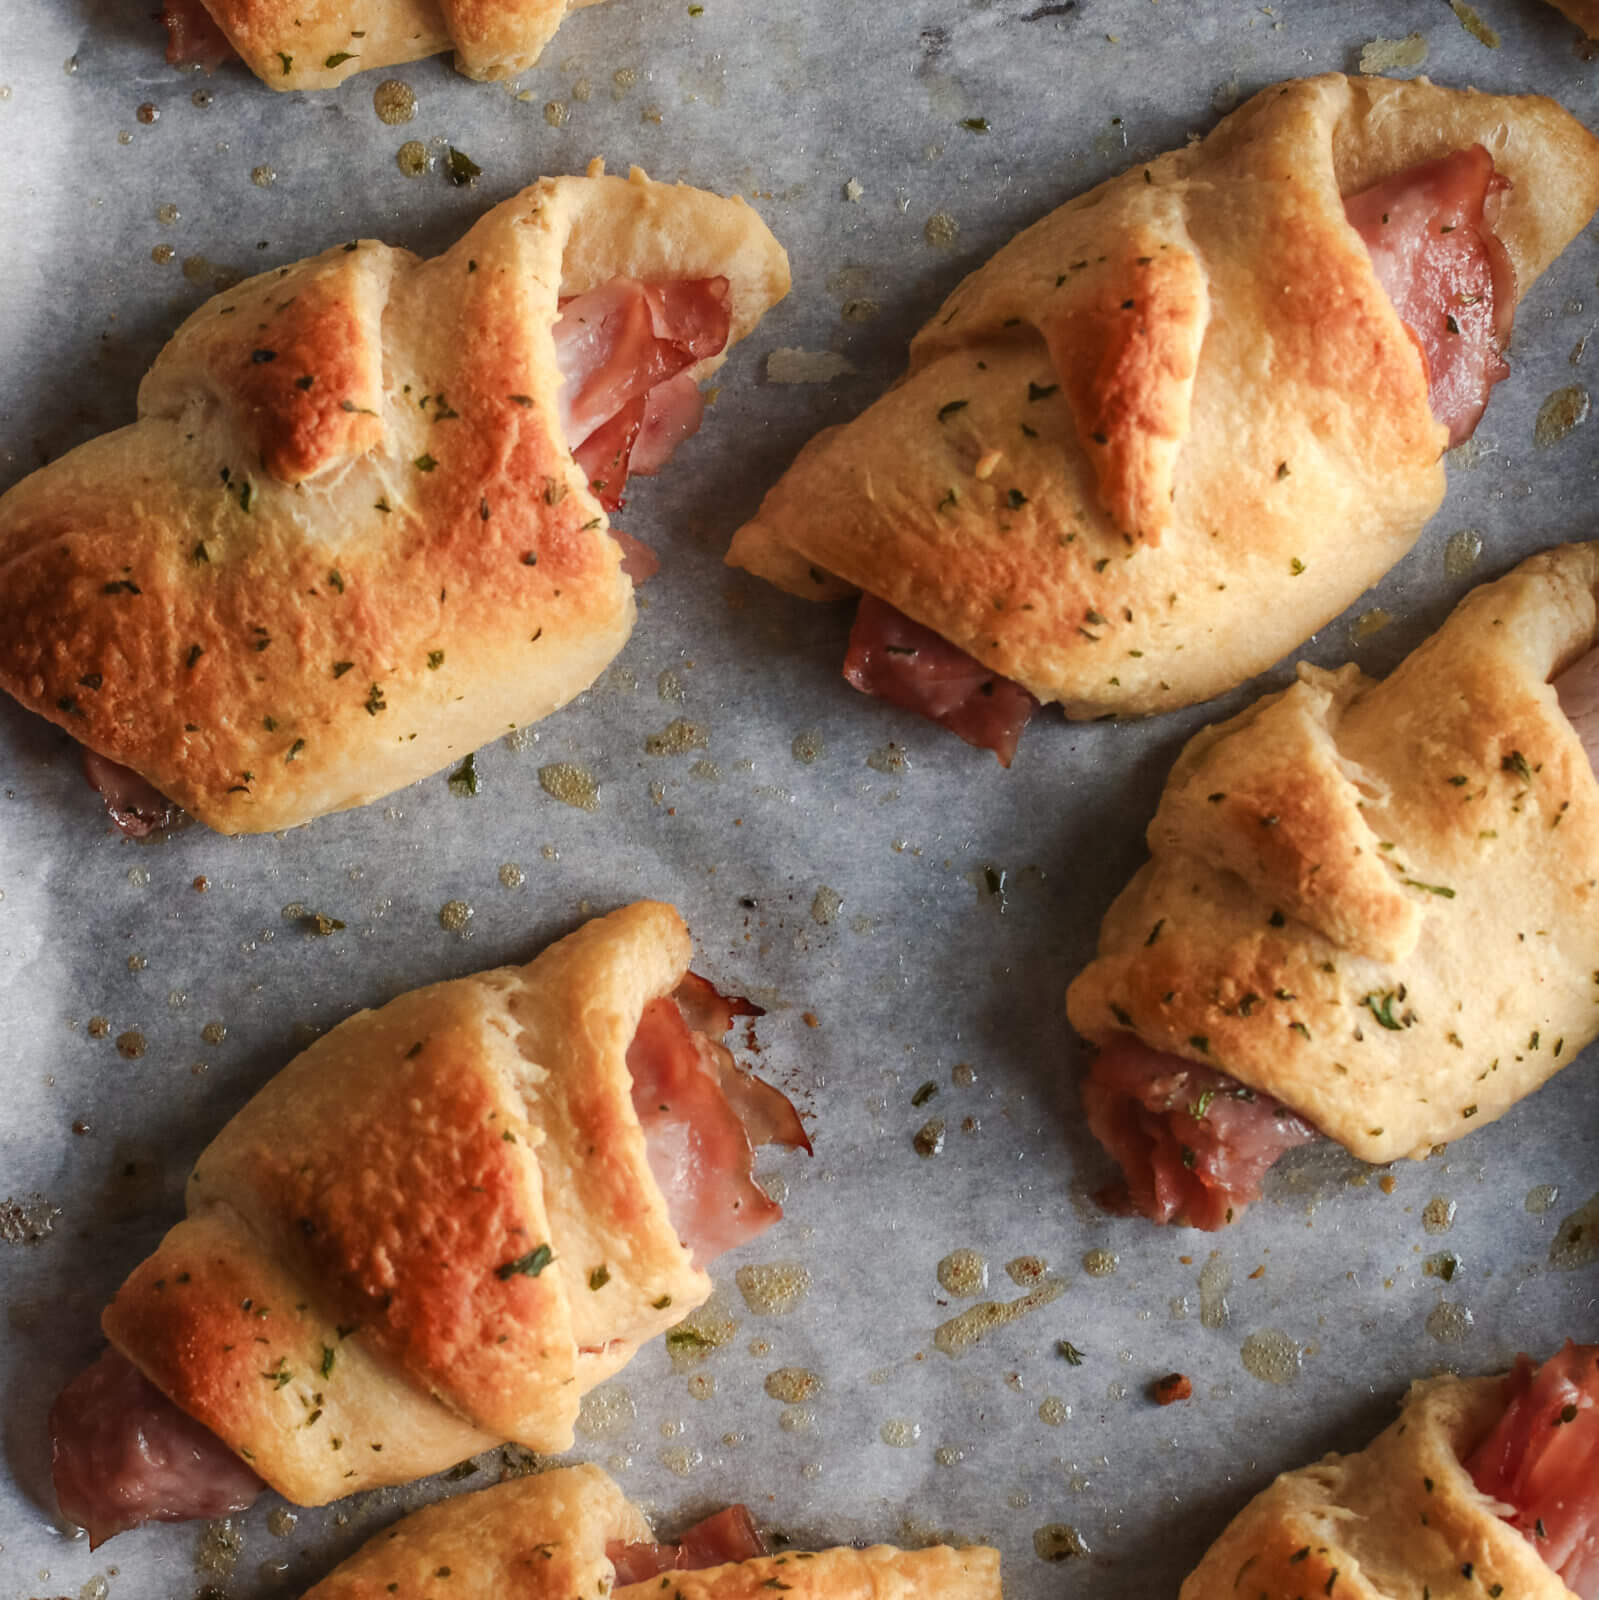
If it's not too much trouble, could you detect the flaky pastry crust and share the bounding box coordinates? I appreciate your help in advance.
[1181,1371,1571,1600]
[727,74,1599,719]
[1548,1,1599,37]
[101,902,718,1506]
[196,0,606,89]
[300,1462,1003,1600]
[0,166,788,833]
[1067,542,1599,1163]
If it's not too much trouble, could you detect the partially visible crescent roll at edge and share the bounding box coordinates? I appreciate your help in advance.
[92,903,733,1504]
[0,165,788,833]
[299,1461,1004,1600]
[185,0,606,90]
[728,74,1599,720]
[1181,1370,1574,1600]
[1067,542,1599,1166]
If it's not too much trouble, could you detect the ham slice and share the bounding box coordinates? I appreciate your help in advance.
[1467,1342,1599,1598]
[81,749,178,839]
[555,278,731,511]
[50,977,805,1543]
[1081,1032,1317,1230]
[159,0,236,67]
[49,1348,263,1547]
[1555,646,1599,778]
[1344,145,1516,448]
[608,1504,768,1586]
[629,975,810,1268]
[843,593,1040,766]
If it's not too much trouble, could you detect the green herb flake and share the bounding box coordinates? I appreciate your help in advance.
[1403,880,1456,898]
[321,1345,336,1378]
[192,541,210,563]
[448,753,480,797]
[911,1080,939,1107]
[332,660,354,678]
[1189,1088,1215,1121]
[287,738,306,763]
[1363,991,1403,1030]
[652,1294,673,1309]
[447,147,483,187]
[186,644,204,670]
[328,570,345,593]
[427,650,445,670]
[1502,750,1533,783]
[1188,1035,1209,1054]
[414,453,438,473]
[1145,918,1164,947]
[496,1244,554,1281]
[937,400,969,422]
[1028,381,1059,402]
[364,684,387,716]
[1289,557,1305,576]
[589,1265,611,1290]
[1056,1339,1085,1365]
[1007,488,1028,510]
[666,1327,714,1353]
[324,51,356,67]
[277,51,293,73]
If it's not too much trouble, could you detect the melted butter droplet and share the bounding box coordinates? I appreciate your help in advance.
[372,79,417,125]
[396,140,428,178]
[438,899,474,934]
[1239,1328,1301,1384]
[250,165,276,188]
[1443,528,1482,578]
[936,1248,987,1297]
[1425,1301,1474,1343]
[879,1419,921,1447]
[1033,1524,1089,1562]
[1534,384,1590,447]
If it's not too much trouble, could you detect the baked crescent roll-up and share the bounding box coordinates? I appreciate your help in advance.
[0,164,789,835]
[46,902,811,1545]
[727,74,1599,764]
[158,0,606,88]
[1066,542,1599,1228]
[296,1461,1003,1600]
[1182,1342,1599,1600]
[1547,1,1599,38]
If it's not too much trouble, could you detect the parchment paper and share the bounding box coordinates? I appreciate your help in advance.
[1,2,1597,1597]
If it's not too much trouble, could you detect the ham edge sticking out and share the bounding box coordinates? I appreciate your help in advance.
[49,973,807,1546]
[1466,1342,1599,1600]
[843,145,1515,763]
[80,274,731,835]
[608,1504,769,1586]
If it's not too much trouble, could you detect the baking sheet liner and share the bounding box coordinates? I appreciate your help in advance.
[1,1,1597,1596]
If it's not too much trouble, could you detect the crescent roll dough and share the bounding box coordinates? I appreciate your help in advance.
[96,902,734,1505]
[300,1462,1003,1600]
[1067,542,1599,1165]
[182,0,605,89]
[1182,1371,1571,1600]
[0,166,788,833]
[727,74,1599,720]
[1549,2,1599,36]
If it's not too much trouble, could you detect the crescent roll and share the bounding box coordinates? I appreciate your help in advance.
[1066,542,1599,1226]
[161,0,606,88]
[299,1462,1003,1600]
[48,902,809,1543]
[1548,2,1599,37]
[727,74,1599,753]
[1183,1344,1599,1600]
[0,165,789,834]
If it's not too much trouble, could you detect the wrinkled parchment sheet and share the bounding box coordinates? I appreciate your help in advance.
[1,1,1597,1597]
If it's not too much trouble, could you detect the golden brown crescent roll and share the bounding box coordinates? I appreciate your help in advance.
[163,0,606,88]
[1065,542,1599,1226]
[727,75,1599,731]
[1548,1,1599,36]
[299,1462,1004,1600]
[48,902,810,1542]
[0,165,788,834]
[1182,1346,1598,1600]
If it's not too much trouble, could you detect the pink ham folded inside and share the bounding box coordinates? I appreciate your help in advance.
[1554,647,1599,778]
[629,974,811,1267]
[1467,1342,1599,1599]
[80,750,177,839]
[608,1503,768,1585]
[1081,1032,1317,1230]
[48,1347,263,1548]
[843,594,1039,766]
[159,0,235,67]
[50,973,806,1545]
[1343,144,1516,448]
[554,277,732,514]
